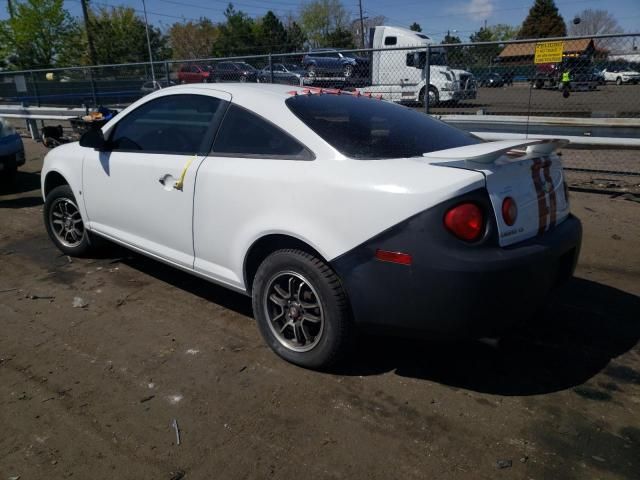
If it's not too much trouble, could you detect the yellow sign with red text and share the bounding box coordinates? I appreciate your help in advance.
[534,41,564,64]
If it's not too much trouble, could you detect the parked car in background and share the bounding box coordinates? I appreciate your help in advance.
[177,65,212,84]
[41,84,581,369]
[479,72,504,88]
[0,118,25,179]
[591,68,605,85]
[140,80,176,94]
[602,66,640,85]
[257,63,305,85]
[302,48,370,79]
[211,62,258,82]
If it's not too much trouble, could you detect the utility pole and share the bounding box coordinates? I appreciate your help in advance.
[7,0,14,18]
[141,0,156,84]
[80,0,97,65]
[358,0,365,48]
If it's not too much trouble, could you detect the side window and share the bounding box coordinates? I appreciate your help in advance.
[213,104,312,159]
[384,36,397,46]
[191,65,200,73]
[109,94,224,154]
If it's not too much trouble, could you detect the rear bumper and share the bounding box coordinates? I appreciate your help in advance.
[0,134,25,172]
[331,191,582,338]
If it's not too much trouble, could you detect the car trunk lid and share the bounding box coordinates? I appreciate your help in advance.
[423,139,570,246]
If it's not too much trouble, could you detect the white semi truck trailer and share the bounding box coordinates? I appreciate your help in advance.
[359,26,477,106]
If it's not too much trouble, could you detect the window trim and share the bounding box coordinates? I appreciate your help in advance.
[210,103,315,161]
[106,94,228,156]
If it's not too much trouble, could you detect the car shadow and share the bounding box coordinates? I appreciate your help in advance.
[0,170,41,195]
[337,277,640,395]
[0,171,43,208]
[113,248,254,318]
[95,244,640,395]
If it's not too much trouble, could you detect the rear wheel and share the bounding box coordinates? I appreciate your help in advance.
[306,65,316,78]
[239,75,247,83]
[252,249,352,369]
[44,185,93,257]
[616,77,622,86]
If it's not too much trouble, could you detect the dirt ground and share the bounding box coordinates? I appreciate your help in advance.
[1,140,639,480]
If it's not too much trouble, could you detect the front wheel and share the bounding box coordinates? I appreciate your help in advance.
[252,249,352,369]
[343,64,354,78]
[420,86,439,107]
[44,185,93,257]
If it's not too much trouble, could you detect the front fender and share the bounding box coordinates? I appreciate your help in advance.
[41,142,89,225]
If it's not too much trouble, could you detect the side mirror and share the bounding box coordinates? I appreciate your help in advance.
[79,128,106,150]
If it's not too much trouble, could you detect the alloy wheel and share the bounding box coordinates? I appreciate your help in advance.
[263,271,324,352]
[49,197,85,248]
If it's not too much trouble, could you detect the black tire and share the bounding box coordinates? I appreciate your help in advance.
[343,64,354,78]
[252,249,352,369]
[419,86,439,107]
[44,184,93,257]
[616,77,622,86]
[306,65,316,78]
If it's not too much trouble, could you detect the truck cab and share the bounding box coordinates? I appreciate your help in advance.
[358,25,477,106]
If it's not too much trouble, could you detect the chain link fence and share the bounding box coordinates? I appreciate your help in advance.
[0,33,638,191]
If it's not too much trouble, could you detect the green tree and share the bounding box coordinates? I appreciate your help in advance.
[300,0,350,47]
[325,27,355,48]
[285,21,307,52]
[409,22,421,32]
[255,11,288,53]
[441,33,464,66]
[213,3,256,55]
[89,6,169,64]
[0,0,81,69]
[518,0,566,39]
[169,18,218,60]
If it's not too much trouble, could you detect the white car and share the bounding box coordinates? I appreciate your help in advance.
[602,67,640,85]
[41,84,582,369]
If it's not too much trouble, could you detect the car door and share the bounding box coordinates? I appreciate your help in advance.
[193,103,314,289]
[82,92,230,268]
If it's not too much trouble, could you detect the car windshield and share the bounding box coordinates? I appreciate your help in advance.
[286,94,480,159]
[285,64,301,70]
[235,62,255,71]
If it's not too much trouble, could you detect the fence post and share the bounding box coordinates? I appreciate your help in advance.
[30,71,41,107]
[268,53,273,84]
[165,61,171,85]
[88,68,98,107]
[424,44,431,114]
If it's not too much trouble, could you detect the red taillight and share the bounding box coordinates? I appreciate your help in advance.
[444,203,484,242]
[501,197,518,226]
[375,249,412,265]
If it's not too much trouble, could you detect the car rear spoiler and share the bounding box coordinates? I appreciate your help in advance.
[423,139,569,164]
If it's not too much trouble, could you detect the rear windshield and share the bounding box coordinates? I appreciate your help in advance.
[285,94,479,159]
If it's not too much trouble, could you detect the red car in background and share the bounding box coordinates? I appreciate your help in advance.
[177,65,212,83]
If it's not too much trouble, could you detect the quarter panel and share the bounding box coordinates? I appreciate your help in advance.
[192,155,484,290]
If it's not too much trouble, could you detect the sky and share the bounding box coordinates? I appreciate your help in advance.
[1,0,639,41]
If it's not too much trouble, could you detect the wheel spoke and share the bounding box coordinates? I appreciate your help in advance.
[274,284,290,299]
[299,300,318,309]
[292,324,302,344]
[52,211,63,218]
[299,323,311,343]
[302,313,321,324]
[287,276,296,298]
[269,293,287,307]
[279,320,292,334]
[295,280,307,302]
